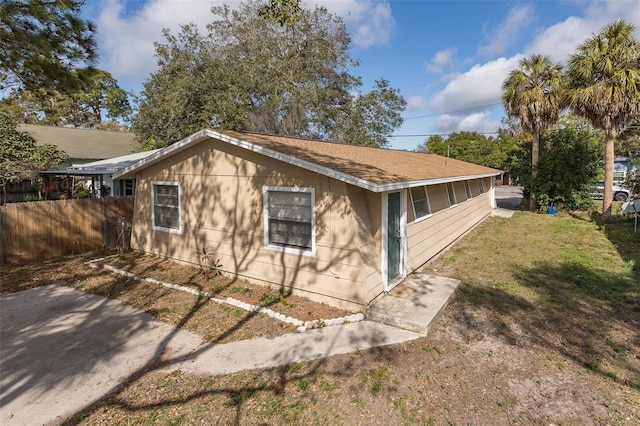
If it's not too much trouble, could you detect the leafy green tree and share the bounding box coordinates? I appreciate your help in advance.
[132,1,405,149]
[258,0,302,27]
[0,68,131,128]
[502,55,565,211]
[511,128,602,211]
[0,0,97,92]
[0,114,68,203]
[423,131,517,170]
[333,79,406,147]
[415,135,443,153]
[616,117,640,158]
[132,24,238,149]
[567,20,640,219]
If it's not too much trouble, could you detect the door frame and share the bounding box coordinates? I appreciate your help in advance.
[381,190,407,292]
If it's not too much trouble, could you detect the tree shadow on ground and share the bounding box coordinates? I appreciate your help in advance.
[455,259,640,391]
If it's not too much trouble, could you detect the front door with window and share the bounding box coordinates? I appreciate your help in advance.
[386,191,402,289]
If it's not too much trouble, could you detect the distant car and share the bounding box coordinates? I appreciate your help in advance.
[590,180,632,202]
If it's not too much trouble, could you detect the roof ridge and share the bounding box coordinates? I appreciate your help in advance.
[222,129,424,154]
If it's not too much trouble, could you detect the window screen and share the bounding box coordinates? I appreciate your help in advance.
[446,182,457,206]
[410,186,431,219]
[152,183,180,231]
[464,180,472,200]
[266,190,313,251]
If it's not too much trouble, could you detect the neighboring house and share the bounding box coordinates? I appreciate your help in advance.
[40,150,160,199]
[3,125,141,203]
[18,124,140,167]
[115,129,501,310]
[614,157,637,183]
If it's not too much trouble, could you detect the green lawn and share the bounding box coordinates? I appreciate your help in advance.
[428,208,640,388]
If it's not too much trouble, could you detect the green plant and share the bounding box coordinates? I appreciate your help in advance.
[297,378,309,391]
[393,397,405,411]
[195,247,223,279]
[260,293,277,304]
[279,293,294,308]
[352,396,366,409]
[362,367,391,393]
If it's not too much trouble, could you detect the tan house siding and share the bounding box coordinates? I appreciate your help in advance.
[362,191,384,302]
[130,139,376,310]
[406,190,491,272]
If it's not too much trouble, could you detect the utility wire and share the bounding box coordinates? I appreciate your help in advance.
[389,131,498,138]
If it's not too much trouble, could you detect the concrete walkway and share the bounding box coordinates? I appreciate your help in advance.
[1,286,424,425]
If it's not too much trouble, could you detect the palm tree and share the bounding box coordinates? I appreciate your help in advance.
[567,20,640,220]
[502,55,564,211]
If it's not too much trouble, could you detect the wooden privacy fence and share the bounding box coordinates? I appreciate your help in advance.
[0,196,134,264]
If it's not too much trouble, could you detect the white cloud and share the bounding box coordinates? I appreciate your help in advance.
[429,55,523,112]
[406,96,427,111]
[96,0,220,89]
[318,0,395,48]
[525,1,640,63]
[435,111,499,135]
[478,4,537,57]
[424,48,457,75]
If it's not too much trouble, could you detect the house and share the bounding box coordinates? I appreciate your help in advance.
[40,149,160,199]
[115,129,501,310]
[2,125,141,203]
[18,124,140,167]
[614,157,637,183]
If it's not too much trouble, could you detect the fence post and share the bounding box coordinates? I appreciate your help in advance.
[0,206,7,263]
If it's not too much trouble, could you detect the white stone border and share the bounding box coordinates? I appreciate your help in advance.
[86,258,364,332]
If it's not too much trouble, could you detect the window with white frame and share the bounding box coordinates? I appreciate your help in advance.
[152,182,181,232]
[410,186,431,220]
[478,178,486,194]
[446,182,457,206]
[464,180,472,200]
[264,187,314,254]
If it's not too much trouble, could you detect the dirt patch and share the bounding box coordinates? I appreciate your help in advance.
[0,250,352,343]
[62,300,640,425]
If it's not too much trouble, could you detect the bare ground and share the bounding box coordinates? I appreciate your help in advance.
[1,247,639,425]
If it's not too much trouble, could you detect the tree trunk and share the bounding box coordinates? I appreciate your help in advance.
[602,130,616,221]
[529,131,540,212]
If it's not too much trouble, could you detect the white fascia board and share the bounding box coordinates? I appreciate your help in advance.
[113,128,502,192]
[376,172,503,193]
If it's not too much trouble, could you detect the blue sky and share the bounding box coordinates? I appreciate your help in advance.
[84,0,640,150]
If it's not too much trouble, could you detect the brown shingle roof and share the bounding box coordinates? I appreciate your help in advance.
[218,130,501,185]
[114,129,501,192]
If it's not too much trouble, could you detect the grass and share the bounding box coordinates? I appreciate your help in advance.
[428,209,640,388]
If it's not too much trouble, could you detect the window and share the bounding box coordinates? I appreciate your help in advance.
[117,179,135,196]
[464,180,472,200]
[152,182,181,233]
[478,178,485,194]
[410,186,431,220]
[264,187,315,255]
[446,182,457,206]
